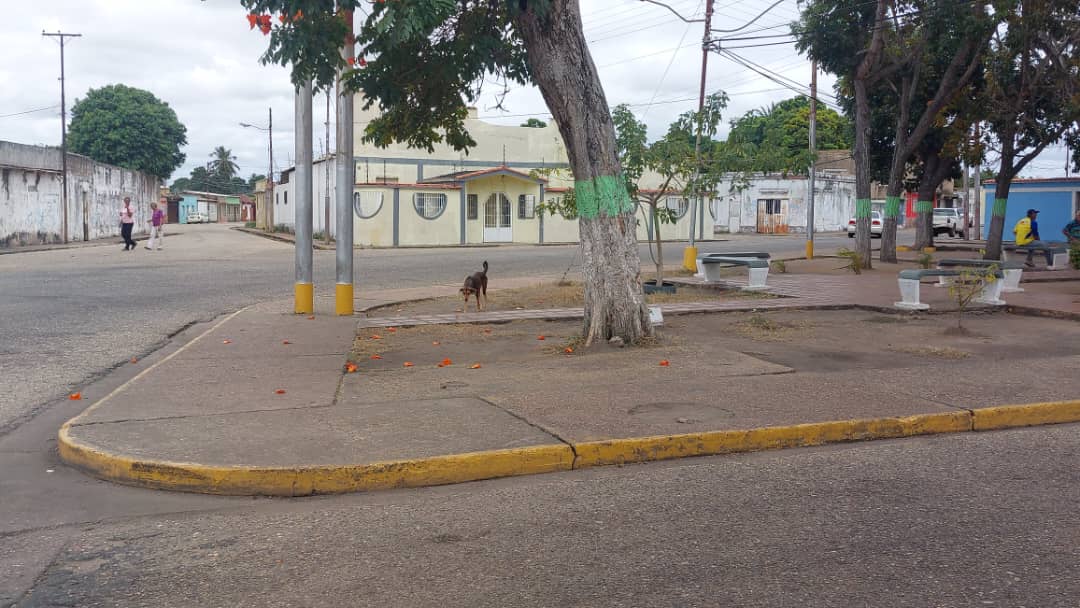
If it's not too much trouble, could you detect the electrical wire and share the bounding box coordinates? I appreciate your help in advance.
[0,105,60,119]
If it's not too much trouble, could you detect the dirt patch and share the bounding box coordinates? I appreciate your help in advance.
[782,256,924,277]
[372,280,774,317]
[888,345,971,359]
[733,314,814,342]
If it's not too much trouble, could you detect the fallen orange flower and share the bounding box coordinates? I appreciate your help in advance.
[403,362,414,367]
[345,362,358,373]
[69,392,82,401]
[440,358,453,366]
[370,335,382,340]
[483,329,492,334]
[282,340,291,345]
[432,341,441,346]
[307,315,315,320]
[564,347,574,354]
[130,357,138,364]
[387,327,397,332]
[659,360,671,367]
[222,339,232,344]
[275,389,287,394]
[370,354,382,360]
[470,363,482,369]
[537,335,545,341]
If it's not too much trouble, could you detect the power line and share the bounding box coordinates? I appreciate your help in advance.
[0,104,61,119]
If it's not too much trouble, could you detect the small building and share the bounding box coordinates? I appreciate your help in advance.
[711,173,856,234]
[982,178,1080,239]
[177,190,246,223]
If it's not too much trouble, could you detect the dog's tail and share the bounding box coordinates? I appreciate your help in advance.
[482,260,488,274]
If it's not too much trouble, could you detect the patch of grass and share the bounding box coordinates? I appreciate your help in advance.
[889,345,971,359]
[771,259,787,273]
[836,248,864,275]
[734,314,811,341]
[916,253,934,269]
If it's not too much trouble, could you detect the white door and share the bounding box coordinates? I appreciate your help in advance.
[483,193,512,242]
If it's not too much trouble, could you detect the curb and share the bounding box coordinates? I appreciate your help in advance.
[58,400,1080,497]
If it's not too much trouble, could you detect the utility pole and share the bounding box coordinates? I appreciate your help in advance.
[325,91,332,245]
[43,30,81,244]
[806,60,817,259]
[267,107,274,231]
[294,81,315,315]
[973,123,982,240]
[335,8,356,316]
[683,0,715,272]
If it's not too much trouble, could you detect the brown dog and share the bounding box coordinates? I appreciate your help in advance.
[460,260,488,312]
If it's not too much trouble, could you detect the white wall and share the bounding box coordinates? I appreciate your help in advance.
[273,155,340,236]
[1,141,157,247]
[710,175,855,234]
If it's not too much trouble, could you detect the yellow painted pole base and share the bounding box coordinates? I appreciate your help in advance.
[335,283,354,316]
[294,283,314,315]
[805,241,814,259]
[682,246,698,273]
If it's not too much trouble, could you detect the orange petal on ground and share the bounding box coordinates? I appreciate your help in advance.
[564,347,574,354]
[483,329,492,334]
[432,341,441,346]
[275,389,287,394]
[537,335,545,341]
[222,339,232,344]
[345,362,358,373]
[130,357,138,364]
[370,335,382,340]
[307,315,315,320]
[387,327,397,332]
[68,392,82,401]
[441,358,453,366]
[370,355,382,360]
[659,360,671,367]
[282,340,291,345]
[469,363,482,369]
[403,362,414,367]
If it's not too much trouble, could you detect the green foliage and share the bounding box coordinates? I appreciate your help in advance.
[244,221,257,229]
[170,166,257,195]
[836,248,864,274]
[1069,244,1080,271]
[520,118,547,128]
[770,259,787,273]
[67,84,187,179]
[530,167,578,220]
[948,265,996,329]
[916,253,934,269]
[209,146,240,181]
[725,96,852,175]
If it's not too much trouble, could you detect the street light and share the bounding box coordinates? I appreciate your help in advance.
[240,108,274,230]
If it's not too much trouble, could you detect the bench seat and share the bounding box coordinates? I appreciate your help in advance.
[936,259,1025,293]
[1001,243,1069,270]
[700,256,770,290]
[896,267,1005,311]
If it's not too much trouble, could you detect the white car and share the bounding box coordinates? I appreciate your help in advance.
[846,211,883,238]
[932,207,967,238]
[187,212,208,224]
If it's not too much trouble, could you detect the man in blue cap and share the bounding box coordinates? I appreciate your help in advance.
[1012,208,1052,268]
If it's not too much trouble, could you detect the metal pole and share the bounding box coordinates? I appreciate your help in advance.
[294,81,314,314]
[974,124,982,240]
[335,9,356,316]
[806,60,817,259]
[267,107,274,231]
[325,91,332,245]
[961,157,969,238]
[683,0,714,270]
[43,31,81,243]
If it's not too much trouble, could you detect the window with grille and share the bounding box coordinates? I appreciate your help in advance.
[413,192,447,220]
[467,194,479,220]
[352,191,383,219]
[665,196,688,219]
[518,194,537,219]
[760,199,782,214]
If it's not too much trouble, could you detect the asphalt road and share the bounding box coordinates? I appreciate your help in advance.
[4,423,1078,607]
[0,224,855,432]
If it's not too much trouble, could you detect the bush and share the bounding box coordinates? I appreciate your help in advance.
[836,248,863,275]
[244,222,256,229]
[916,252,934,269]
[1070,243,1080,270]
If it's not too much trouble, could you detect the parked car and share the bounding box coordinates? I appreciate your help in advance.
[846,211,883,238]
[187,212,207,224]
[932,207,967,238]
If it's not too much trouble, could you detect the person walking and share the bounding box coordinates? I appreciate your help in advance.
[120,197,137,251]
[1012,208,1053,268]
[146,199,165,251]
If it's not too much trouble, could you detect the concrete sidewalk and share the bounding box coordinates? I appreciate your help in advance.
[58,275,1080,496]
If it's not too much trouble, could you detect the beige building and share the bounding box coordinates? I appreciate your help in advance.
[273,104,704,246]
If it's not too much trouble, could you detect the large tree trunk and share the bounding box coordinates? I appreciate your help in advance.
[852,77,874,269]
[912,153,941,250]
[514,1,651,345]
[984,172,1013,260]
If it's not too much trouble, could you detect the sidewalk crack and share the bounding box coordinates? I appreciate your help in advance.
[474,396,577,457]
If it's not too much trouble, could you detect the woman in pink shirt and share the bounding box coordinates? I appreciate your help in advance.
[120,197,136,251]
[146,199,165,251]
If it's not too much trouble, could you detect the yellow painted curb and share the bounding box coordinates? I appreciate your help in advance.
[573,411,973,468]
[973,400,1080,431]
[58,427,573,496]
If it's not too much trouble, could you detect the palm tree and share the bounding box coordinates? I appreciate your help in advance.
[209,146,239,181]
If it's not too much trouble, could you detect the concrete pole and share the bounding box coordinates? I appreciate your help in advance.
[335,9,355,316]
[806,60,817,259]
[294,81,315,314]
[683,0,714,272]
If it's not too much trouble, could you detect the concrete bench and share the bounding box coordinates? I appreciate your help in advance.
[936,259,1025,293]
[695,252,771,277]
[896,268,1005,311]
[1001,243,1069,270]
[701,256,770,290]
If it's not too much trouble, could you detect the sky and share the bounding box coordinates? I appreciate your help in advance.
[1,0,1071,184]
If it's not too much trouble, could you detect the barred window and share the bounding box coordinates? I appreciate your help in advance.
[665,196,688,219]
[467,194,479,220]
[352,191,383,219]
[413,192,447,220]
[518,194,537,219]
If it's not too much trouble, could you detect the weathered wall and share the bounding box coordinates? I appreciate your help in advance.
[710,175,855,234]
[1,141,158,248]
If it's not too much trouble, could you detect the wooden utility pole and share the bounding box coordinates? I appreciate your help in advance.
[43,30,81,244]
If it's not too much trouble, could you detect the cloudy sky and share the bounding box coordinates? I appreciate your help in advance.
[2,0,1070,184]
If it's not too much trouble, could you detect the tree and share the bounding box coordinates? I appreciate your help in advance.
[170,163,256,195]
[241,0,651,345]
[68,84,187,179]
[614,95,727,289]
[726,96,852,175]
[980,0,1080,260]
[520,118,547,128]
[209,146,240,181]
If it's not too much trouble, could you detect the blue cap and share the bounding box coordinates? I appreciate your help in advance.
[1026,208,1039,215]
